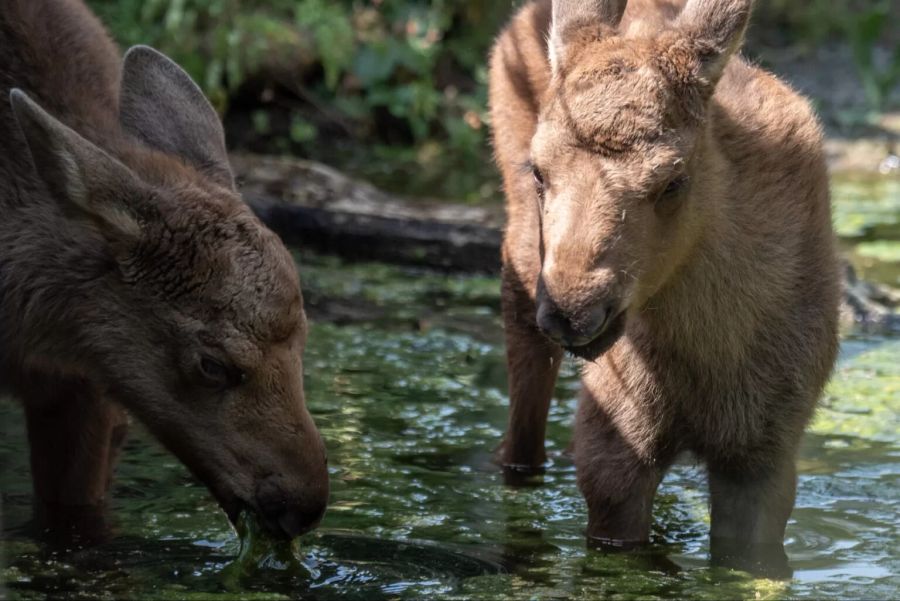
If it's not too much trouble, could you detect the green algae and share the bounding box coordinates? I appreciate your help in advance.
[832,172,900,287]
[831,173,900,240]
[229,513,307,574]
[1,251,898,600]
[814,338,900,442]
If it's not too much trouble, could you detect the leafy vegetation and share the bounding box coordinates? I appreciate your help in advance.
[87,0,510,202]
[88,0,897,201]
[753,0,899,119]
[845,2,900,114]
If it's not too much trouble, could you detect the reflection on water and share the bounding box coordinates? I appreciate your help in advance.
[833,172,900,287]
[1,254,899,600]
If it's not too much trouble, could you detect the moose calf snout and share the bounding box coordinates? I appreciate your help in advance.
[536,293,613,349]
[254,471,329,540]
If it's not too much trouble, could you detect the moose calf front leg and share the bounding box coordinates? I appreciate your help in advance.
[24,379,128,542]
[499,265,563,477]
[574,391,666,545]
[708,456,797,577]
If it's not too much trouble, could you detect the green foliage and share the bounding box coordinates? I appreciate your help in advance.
[845,2,900,113]
[89,0,308,110]
[292,0,354,90]
[88,0,511,202]
[89,0,897,202]
[755,0,899,115]
[754,0,845,45]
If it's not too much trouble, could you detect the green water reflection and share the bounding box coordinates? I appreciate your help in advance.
[833,172,900,288]
[2,252,898,600]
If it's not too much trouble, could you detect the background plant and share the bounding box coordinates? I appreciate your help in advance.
[89,0,898,202]
[89,0,509,202]
[845,2,900,114]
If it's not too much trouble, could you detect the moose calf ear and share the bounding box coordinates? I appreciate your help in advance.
[676,0,753,84]
[10,89,144,242]
[550,0,628,74]
[120,45,235,191]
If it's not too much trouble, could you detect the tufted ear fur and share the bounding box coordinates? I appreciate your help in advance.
[550,0,628,74]
[676,0,753,84]
[11,88,144,243]
[119,45,235,190]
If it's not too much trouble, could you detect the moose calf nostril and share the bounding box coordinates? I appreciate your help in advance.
[587,304,612,336]
[537,300,617,348]
[536,302,566,343]
[254,471,329,539]
[276,500,327,539]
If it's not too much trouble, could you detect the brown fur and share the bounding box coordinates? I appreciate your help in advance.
[489,0,839,570]
[0,0,327,542]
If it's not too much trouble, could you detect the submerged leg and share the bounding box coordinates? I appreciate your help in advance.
[708,455,798,578]
[574,387,669,544]
[23,377,128,544]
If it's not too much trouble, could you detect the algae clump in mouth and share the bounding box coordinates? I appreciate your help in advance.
[223,512,310,582]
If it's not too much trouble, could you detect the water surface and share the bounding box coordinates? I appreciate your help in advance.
[2,253,898,600]
[833,172,900,287]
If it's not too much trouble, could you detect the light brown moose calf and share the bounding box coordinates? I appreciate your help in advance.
[489,0,840,571]
[0,0,327,542]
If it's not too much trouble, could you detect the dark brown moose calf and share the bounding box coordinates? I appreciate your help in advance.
[0,0,327,542]
[489,0,840,572]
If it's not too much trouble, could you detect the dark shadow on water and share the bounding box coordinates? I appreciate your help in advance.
[6,530,511,601]
[498,522,563,586]
[501,464,548,488]
[710,537,794,580]
[585,537,683,576]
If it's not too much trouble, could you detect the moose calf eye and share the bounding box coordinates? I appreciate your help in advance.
[531,165,548,212]
[198,355,244,389]
[661,175,689,199]
[532,165,545,191]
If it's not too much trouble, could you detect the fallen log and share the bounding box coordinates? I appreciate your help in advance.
[233,154,504,274]
[232,153,899,334]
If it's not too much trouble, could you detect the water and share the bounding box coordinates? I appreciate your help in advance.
[2,250,898,600]
[2,171,898,599]
[832,172,900,287]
